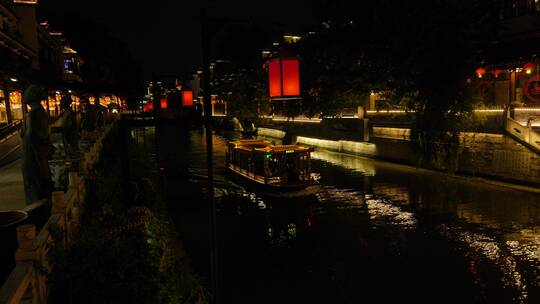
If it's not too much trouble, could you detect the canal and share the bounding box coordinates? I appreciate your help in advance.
[153,125,540,304]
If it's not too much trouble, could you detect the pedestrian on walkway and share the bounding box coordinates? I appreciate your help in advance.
[21,85,53,204]
[60,93,79,152]
[81,97,97,132]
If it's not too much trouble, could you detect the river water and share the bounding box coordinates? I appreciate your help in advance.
[153,126,540,304]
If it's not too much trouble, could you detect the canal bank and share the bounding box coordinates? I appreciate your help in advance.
[256,125,540,191]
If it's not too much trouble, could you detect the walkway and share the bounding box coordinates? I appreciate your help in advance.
[0,159,25,211]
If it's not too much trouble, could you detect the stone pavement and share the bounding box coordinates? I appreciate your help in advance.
[0,159,25,211]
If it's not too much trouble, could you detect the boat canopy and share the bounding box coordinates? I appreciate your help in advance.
[228,139,314,154]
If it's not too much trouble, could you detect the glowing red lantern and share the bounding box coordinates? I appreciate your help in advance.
[494,69,502,78]
[475,67,486,78]
[182,90,193,106]
[524,63,535,74]
[268,57,300,98]
[143,103,153,111]
[160,98,167,109]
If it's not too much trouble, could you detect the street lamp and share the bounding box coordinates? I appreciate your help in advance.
[268,57,300,99]
[160,97,167,109]
[475,67,486,79]
[199,9,218,304]
[524,63,535,75]
[182,89,193,107]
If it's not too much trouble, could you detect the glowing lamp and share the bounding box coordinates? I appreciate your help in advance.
[268,57,300,98]
[524,63,535,74]
[494,69,502,78]
[182,90,193,106]
[160,98,167,109]
[475,67,486,78]
[13,0,38,4]
[144,103,153,111]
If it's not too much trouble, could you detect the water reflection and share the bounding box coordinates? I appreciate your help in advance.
[155,127,540,304]
[309,148,540,303]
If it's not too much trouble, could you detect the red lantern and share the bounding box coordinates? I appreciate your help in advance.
[524,63,535,74]
[268,58,300,98]
[494,69,502,78]
[182,90,193,106]
[160,98,167,109]
[475,67,486,78]
[143,102,153,111]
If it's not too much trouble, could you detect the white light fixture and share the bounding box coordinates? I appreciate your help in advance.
[9,78,18,82]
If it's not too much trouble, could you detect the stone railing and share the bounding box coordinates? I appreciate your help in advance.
[505,110,540,153]
[0,175,85,304]
[0,121,115,304]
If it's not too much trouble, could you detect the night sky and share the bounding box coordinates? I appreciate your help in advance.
[38,0,316,82]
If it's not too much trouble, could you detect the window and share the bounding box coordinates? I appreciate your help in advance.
[0,89,7,124]
[9,91,23,120]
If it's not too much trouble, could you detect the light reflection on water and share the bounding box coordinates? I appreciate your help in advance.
[365,198,417,229]
[174,130,540,303]
[309,147,540,303]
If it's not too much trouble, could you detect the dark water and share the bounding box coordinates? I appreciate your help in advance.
[154,126,540,304]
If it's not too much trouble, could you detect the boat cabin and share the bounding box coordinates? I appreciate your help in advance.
[226,139,315,186]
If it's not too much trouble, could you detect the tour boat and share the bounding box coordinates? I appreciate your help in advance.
[226,139,318,196]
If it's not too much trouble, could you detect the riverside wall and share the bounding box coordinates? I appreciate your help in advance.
[256,118,540,187]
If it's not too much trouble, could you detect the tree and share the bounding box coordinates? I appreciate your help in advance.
[304,0,496,170]
[227,68,270,119]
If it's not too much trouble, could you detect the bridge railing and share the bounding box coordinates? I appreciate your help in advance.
[0,121,115,304]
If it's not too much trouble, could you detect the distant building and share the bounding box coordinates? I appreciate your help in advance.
[37,21,63,85]
[0,0,40,124]
[61,44,83,83]
[471,1,540,108]
[0,0,85,125]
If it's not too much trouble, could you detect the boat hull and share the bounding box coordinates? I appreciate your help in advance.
[226,165,318,198]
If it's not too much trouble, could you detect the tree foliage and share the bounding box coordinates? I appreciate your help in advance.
[301,0,496,169]
[226,68,270,119]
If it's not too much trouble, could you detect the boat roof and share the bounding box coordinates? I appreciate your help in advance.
[229,139,314,154]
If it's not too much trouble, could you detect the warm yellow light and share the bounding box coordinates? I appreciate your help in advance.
[13,0,38,4]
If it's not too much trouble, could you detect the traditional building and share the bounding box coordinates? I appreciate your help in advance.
[0,1,84,125]
[0,0,39,125]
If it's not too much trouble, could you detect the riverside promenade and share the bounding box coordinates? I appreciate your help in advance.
[0,160,25,212]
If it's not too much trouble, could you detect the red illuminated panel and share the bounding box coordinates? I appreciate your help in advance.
[182,90,193,106]
[268,59,282,97]
[144,103,153,111]
[160,98,167,109]
[281,59,300,96]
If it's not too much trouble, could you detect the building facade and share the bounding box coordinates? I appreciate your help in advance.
[0,0,83,126]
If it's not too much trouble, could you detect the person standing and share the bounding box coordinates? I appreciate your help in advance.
[60,93,79,152]
[21,85,53,204]
[81,97,97,132]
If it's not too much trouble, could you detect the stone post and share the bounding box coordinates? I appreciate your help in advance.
[15,224,37,262]
[68,172,80,206]
[68,172,78,189]
[52,191,65,215]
